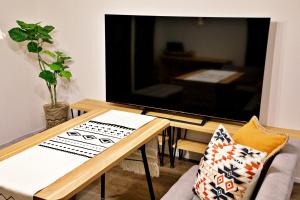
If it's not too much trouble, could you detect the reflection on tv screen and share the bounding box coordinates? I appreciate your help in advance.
[105,15,270,122]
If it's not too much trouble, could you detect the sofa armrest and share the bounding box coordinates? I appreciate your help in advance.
[255,140,298,200]
[161,165,198,200]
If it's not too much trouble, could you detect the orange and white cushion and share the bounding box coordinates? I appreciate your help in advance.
[194,124,267,200]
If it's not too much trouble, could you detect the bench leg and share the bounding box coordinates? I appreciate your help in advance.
[160,130,166,166]
[168,127,175,168]
[179,129,187,160]
[172,127,181,167]
[140,145,155,200]
[71,109,74,119]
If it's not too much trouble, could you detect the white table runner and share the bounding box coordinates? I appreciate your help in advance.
[0,110,155,200]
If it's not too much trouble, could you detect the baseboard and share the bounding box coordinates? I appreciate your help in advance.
[0,127,45,150]
[294,177,300,183]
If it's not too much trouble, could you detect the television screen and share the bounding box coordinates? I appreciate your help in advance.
[105,14,270,122]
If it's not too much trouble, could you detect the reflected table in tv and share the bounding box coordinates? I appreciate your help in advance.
[175,69,243,84]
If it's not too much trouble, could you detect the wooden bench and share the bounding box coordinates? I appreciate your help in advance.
[70,99,300,167]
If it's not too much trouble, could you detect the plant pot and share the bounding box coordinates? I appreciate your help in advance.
[43,102,69,129]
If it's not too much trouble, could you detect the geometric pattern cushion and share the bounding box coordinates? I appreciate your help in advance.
[193,124,267,200]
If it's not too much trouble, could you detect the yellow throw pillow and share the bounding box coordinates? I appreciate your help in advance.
[233,116,288,156]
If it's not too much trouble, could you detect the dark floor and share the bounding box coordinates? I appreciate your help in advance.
[77,157,300,200]
[291,183,300,200]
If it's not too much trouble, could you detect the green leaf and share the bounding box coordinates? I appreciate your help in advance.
[39,70,56,84]
[42,50,56,58]
[8,28,28,42]
[62,56,72,61]
[27,41,42,53]
[59,70,72,80]
[42,38,53,44]
[16,20,26,27]
[16,20,36,30]
[37,26,52,40]
[55,51,64,56]
[44,25,55,33]
[27,29,38,40]
[48,63,63,71]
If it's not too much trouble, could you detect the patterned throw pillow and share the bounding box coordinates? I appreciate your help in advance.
[193,124,267,200]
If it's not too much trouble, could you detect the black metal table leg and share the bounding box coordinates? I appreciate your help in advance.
[101,174,105,200]
[140,145,155,200]
[78,110,81,117]
[160,130,166,166]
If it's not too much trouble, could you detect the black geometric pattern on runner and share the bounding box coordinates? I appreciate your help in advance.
[88,120,135,131]
[57,136,106,148]
[39,144,94,158]
[39,121,135,159]
[0,194,15,200]
[67,131,81,136]
[73,128,122,139]
[47,140,101,153]
[83,135,97,140]
[99,138,114,144]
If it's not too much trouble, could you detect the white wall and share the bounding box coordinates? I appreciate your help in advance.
[0,0,47,145]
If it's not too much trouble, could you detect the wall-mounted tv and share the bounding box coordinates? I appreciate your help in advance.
[105,14,270,122]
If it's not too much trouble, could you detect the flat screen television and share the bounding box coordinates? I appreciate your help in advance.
[105,14,270,122]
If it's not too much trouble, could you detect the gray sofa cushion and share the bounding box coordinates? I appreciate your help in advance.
[161,165,199,200]
[161,139,298,200]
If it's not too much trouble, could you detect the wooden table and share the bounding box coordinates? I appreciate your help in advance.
[0,109,169,200]
[70,99,300,168]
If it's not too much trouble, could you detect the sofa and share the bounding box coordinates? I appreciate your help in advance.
[161,139,298,200]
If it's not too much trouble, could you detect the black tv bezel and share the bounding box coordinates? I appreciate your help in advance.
[104,14,271,124]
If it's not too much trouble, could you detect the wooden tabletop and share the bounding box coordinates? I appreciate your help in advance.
[0,108,169,200]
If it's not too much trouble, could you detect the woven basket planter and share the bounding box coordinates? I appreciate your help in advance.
[43,102,69,129]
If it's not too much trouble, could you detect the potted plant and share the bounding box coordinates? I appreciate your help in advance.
[8,20,73,128]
